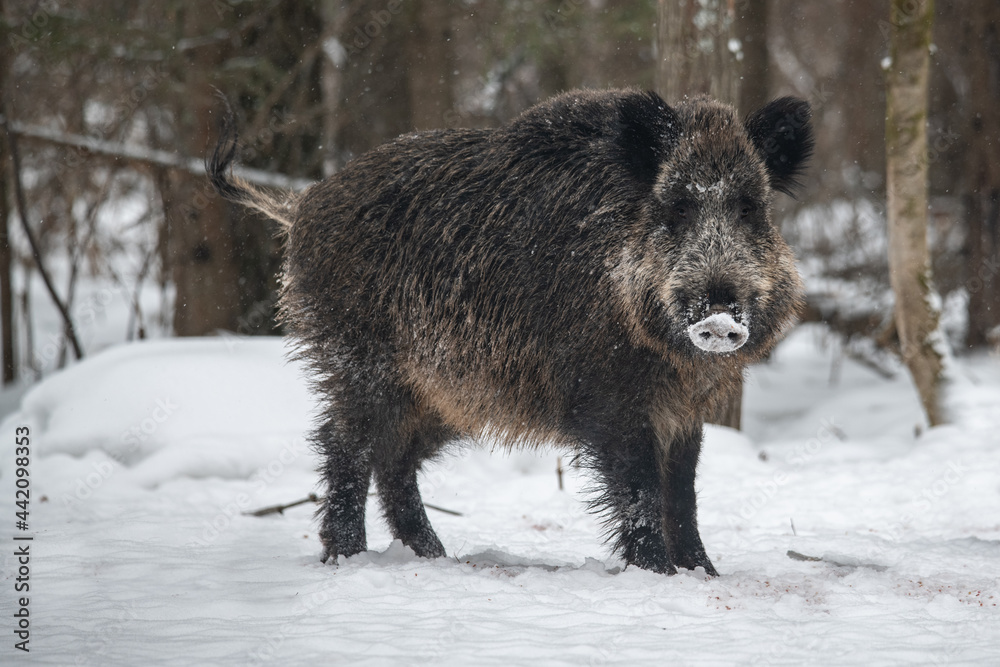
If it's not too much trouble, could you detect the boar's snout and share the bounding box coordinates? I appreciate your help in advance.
[687,312,749,353]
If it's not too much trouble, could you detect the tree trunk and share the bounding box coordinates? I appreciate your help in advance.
[0,134,14,384]
[737,0,770,115]
[885,0,945,426]
[407,0,456,131]
[339,0,412,158]
[656,0,745,430]
[0,10,15,383]
[163,160,242,337]
[657,0,740,104]
[321,0,346,177]
[163,8,243,336]
[960,3,1000,349]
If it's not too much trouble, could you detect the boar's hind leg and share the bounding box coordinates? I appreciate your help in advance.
[315,413,373,563]
[373,419,453,559]
[659,427,717,576]
[586,428,676,574]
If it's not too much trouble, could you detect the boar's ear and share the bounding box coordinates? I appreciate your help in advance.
[744,97,814,197]
[615,90,681,186]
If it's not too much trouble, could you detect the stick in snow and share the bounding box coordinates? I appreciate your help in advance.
[245,494,320,516]
[245,493,463,517]
[787,550,887,571]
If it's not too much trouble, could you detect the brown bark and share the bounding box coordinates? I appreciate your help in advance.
[885,0,945,425]
[0,6,15,383]
[657,0,740,105]
[407,0,456,131]
[339,0,412,158]
[0,132,13,384]
[737,0,770,114]
[162,137,242,336]
[320,0,347,176]
[842,0,887,184]
[162,8,243,336]
[959,3,1000,349]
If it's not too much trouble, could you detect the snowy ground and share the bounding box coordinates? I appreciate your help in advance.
[1,323,999,665]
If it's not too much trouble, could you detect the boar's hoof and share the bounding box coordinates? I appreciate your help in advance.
[687,313,749,353]
[406,533,447,560]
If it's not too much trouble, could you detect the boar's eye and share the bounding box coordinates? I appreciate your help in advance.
[673,200,694,220]
[738,200,757,220]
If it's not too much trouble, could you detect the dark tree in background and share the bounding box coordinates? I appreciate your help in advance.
[0,3,14,384]
[159,4,242,337]
[955,2,1000,350]
[738,0,770,115]
[407,0,457,131]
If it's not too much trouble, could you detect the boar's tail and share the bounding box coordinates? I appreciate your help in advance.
[207,94,296,230]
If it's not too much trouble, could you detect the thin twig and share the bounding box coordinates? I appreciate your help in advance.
[1,111,83,360]
[107,238,156,342]
[424,503,463,517]
[244,493,319,517]
[58,178,105,368]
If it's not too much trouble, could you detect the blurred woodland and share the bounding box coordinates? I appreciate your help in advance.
[0,0,997,398]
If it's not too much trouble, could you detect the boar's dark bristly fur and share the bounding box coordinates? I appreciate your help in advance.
[209,88,812,575]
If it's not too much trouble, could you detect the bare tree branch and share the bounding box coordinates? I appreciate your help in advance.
[1,111,84,360]
[7,120,312,191]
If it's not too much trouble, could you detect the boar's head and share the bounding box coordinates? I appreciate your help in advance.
[615,95,812,365]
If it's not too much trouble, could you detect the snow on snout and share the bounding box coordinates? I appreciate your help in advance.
[687,312,749,353]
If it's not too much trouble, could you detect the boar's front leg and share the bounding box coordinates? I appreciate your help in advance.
[658,426,717,576]
[585,425,677,574]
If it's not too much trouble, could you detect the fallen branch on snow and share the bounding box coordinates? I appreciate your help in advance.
[787,550,887,572]
[245,493,463,518]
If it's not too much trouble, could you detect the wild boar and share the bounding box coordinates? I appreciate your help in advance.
[209,88,812,574]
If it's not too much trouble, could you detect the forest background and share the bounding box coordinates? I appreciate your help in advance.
[0,0,997,425]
